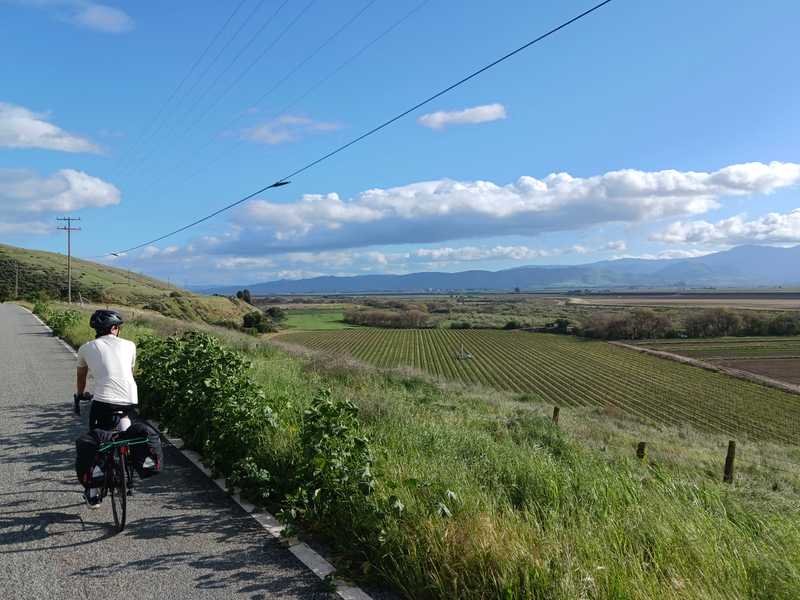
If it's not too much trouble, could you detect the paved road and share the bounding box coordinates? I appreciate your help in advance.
[0,303,334,600]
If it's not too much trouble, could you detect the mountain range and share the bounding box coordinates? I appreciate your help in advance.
[202,245,800,295]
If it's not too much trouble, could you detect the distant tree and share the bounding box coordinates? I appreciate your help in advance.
[768,313,800,336]
[236,290,243,300]
[685,308,741,337]
[739,312,769,336]
[242,310,262,328]
[242,289,252,304]
[553,318,570,334]
[265,306,287,322]
[514,286,521,294]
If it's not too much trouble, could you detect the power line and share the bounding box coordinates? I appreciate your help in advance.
[127,0,317,182]
[130,0,427,195]
[106,0,615,258]
[112,0,249,175]
[168,0,295,141]
[120,0,271,177]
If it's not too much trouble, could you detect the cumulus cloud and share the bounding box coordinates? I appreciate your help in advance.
[652,209,800,245]
[0,168,120,214]
[220,161,800,255]
[240,115,341,145]
[0,220,51,235]
[613,249,715,260]
[70,2,133,33]
[604,240,627,252]
[418,103,507,130]
[6,1,133,33]
[409,243,614,265]
[0,102,101,153]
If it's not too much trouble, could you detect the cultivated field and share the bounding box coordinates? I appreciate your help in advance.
[280,328,800,444]
[636,336,800,388]
[635,336,800,359]
[280,307,353,331]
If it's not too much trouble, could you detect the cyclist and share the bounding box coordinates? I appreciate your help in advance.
[75,309,138,507]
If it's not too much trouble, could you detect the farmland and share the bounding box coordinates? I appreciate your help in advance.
[279,328,800,444]
[635,336,800,388]
[635,336,800,359]
[281,307,353,330]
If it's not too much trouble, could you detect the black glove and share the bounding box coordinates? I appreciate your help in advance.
[73,392,92,415]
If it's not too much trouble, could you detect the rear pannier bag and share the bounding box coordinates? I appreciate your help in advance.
[121,422,163,478]
[75,429,115,489]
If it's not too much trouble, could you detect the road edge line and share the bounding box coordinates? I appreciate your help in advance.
[18,304,373,600]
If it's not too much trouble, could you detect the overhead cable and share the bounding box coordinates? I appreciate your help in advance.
[107,0,615,257]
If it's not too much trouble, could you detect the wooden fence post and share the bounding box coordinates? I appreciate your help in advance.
[723,440,736,483]
[552,406,560,425]
[636,441,647,460]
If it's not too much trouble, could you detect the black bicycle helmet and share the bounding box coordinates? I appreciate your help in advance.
[90,309,124,332]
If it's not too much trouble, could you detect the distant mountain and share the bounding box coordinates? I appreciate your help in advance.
[201,245,800,295]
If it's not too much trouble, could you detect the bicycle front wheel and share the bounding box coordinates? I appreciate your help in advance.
[110,450,127,533]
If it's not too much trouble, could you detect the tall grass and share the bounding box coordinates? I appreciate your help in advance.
[247,347,800,599]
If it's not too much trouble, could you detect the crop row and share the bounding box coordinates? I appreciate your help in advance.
[282,329,800,445]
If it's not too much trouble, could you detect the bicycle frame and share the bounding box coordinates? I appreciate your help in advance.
[96,436,148,532]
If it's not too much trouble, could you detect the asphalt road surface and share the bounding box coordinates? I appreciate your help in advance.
[0,303,334,600]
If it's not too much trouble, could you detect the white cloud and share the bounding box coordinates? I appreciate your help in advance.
[652,209,800,245]
[613,249,715,260]
[240,115,341,145]
[418,103,507,130]
[7,1,134,33]
[221,161,800,255]
[604,240,627,251]
[70,2,132,33]
[0,102,101,153]
[0,168,120,214]
[0,220,51,235]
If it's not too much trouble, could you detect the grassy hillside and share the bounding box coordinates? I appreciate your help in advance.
[0,243,251,324]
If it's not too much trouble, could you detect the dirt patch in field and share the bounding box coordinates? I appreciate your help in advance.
[715,358,800,386]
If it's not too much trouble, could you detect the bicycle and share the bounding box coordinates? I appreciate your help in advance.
[93,410,148,533]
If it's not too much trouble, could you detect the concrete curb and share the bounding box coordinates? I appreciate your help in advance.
[20,305,373,600]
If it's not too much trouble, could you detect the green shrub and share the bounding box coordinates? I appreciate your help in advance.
[137,332,277,477]
[47,308,81,336]
[285,389,375,521]
[243,310,264,328]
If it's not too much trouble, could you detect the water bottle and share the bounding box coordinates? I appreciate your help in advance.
[118,415,131,431]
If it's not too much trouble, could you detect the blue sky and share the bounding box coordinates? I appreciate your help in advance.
[1,0,799,285]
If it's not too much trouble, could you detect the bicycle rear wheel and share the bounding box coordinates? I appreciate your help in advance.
[110,450,127,532]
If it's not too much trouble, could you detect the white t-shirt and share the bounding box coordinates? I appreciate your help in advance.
[77,335,138,405]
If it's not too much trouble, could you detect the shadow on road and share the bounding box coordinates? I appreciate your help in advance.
[0,402,334,598]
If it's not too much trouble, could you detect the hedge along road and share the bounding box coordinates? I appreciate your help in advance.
[0,303,334,600]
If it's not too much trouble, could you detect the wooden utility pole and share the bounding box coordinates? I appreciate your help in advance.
[56,217,81,303]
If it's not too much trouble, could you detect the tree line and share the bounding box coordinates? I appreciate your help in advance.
[581,307,800,340]
[344,307,432,328]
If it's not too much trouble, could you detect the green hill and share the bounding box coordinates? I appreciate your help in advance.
[0,243,251,324]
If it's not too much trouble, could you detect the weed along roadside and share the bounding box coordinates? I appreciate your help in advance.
[28,302,800,599]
